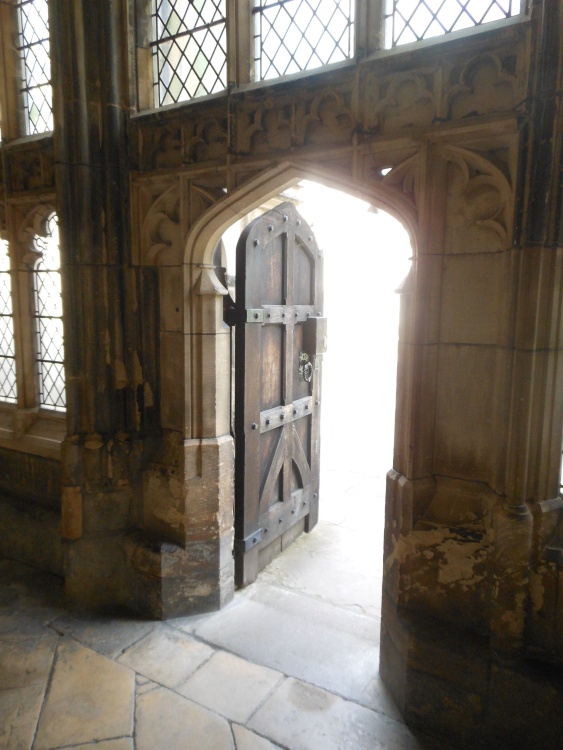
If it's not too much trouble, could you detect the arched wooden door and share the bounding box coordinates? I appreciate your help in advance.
[234,202,327,587]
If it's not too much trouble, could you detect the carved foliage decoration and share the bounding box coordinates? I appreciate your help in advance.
[303,90,352,145]
[142,185,181,265]
[186,118,228,163]
[366,72,435,133]
[239,88,353,154]
[137,115,229,171]
[244,97,292,155]
[377,155,420,213]
[442,145,513,251]
[447,53,517,120]
[17,202,57,267]
[139,181,226,265]
[188,184,225,227]
[8,141,54,193]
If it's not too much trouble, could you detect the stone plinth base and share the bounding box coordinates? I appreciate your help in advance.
[380,590,563,749]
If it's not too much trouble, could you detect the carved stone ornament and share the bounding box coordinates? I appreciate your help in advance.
[367,72,435,133]
[150,124,183,170]
[17,203,57,266]
[142,185,181,265]
[447,53,517,120]
[302,90,353,145]
[379,155,420,212]
[441,144,513,249]
[244,98,292,155]
[186,117,228,163]
[9,142,55,193]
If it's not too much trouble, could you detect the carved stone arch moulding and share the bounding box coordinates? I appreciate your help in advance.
[16,202,57,267]
[440,144,513,249]
[183,159,419,440]
[185,160,419,269]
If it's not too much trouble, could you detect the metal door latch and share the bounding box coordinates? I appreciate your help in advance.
[298,352,314,382]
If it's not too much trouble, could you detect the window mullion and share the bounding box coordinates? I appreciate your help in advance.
[0,3,23,138]
[229,0,253,86]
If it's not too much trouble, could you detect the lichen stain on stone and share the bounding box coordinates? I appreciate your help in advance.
[84,436,104,450]
[144,381,154,407]
[130,352,142,384]
[498,592,527,636]
[529,572,546,614]
[114,359,128,389]
[435,538,486,586]
[385,527,489,589]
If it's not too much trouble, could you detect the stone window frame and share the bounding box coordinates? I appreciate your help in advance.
[0,0,54,140]
[133,0,528,112]
[0,203,66,458]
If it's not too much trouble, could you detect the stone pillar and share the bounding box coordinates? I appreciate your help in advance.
[380,0,563,745]
[51,0,150,607]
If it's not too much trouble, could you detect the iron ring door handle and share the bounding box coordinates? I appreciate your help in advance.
[298,352,314,382]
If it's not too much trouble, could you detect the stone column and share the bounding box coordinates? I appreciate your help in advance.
[50,0,148,606]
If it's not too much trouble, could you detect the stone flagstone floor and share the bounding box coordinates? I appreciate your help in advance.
[0,463,451,750]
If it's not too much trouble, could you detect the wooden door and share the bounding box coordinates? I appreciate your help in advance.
[234,202,327,587]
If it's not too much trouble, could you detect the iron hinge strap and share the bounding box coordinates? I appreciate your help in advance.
[233,529,263,553]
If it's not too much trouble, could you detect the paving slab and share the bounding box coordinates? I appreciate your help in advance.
[249,677,423,750]
[360,673,404,721]
[118,625,214,688]
[34,637,135,750]
[0,632,57,688]
[232,724,283,750]
[178,650,284,723]
[259,520,382,619]
[136,685,234,750]
[51,611,155,658]
[190,582,379,704]
[0,684,46,750]
[52,740,133,750]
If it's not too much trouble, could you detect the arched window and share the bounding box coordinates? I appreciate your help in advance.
[32,213,65,411]
[0,238,17,404]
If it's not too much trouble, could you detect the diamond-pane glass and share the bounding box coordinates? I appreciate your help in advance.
[151,0,227,106]
[0,240,17,403]
[16,0,53,134]
[254,0,355,81]
[33,214,65,411]
[384,0,521,48]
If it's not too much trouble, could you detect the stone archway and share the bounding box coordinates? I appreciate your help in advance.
[179,159,420,610]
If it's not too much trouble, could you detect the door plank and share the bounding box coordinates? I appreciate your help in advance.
[234,202,325,585]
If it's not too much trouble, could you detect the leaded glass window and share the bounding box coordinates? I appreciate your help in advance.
[15,0,53,134]
[253,0,355,81]
[150,0,227,106]
[384,0,521,48]
[32,214,65,411]
[0,239,17,404]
